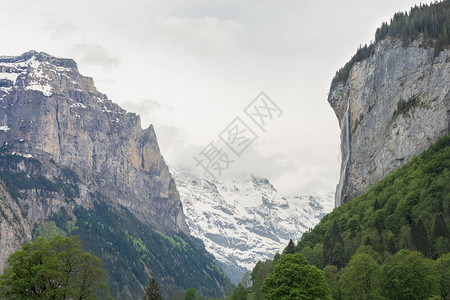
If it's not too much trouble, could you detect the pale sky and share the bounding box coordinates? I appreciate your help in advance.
[0,0,424,196]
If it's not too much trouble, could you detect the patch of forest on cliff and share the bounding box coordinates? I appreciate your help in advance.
[331,0,450,88]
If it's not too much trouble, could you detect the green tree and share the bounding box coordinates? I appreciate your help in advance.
[435,253,450,300]
[411,219,430,257]
[144,278,162,300]
[300,243,324,269]
[379,250,439,300]
[337,253,381,299]
[262,254,331,300]
[0,235,111,300]
[283,239,295,254]
[183,288,197,300]
[432,213,447,239]
[323,265,341,300]
[230,283,247,300]
[323,220,344,267]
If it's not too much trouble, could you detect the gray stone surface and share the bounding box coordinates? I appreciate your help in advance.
[0,51,189,264]
[329,38,450,206]
[0,179,32,273]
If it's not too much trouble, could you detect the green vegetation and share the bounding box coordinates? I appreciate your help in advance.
[143,278,162,300]
[0,153,231,299]
[0,235,111,300]
[229,283,247,300]
[331,1,450,88]
[262,254,331,300]
[0,154,80,202]
[297,135,450,263]
[392,94,421,119]
[45,200,231,299]
[250,135,450,298]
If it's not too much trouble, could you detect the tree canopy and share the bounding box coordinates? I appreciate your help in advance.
[262,254,331,300]
[0,235,111,300]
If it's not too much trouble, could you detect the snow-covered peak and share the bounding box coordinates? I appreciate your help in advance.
[0,51,81,98]
[172,166,333,283]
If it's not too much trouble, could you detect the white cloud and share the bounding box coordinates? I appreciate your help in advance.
[154,16,245,56]
[70,44,120,70]
[0,0,423,196]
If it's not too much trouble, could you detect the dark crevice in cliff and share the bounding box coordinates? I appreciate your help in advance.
[55,100,62,163]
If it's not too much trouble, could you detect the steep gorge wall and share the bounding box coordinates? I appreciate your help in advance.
[0,51,235,299]
[0,51,188,234]
[329,38,449,206]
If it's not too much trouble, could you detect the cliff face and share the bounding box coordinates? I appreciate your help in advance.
[329,39,449,206]
[0,51,232,299]
[0,179,32,273]
[0,51,188,234]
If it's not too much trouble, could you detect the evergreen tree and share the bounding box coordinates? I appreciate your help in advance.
[144,278,162,300]
[374,218,383,235]
[388,236,397,254]
[323,220,344,266]
[283,239,295,254]
[332,1,450,87]
[374,199,380,210]
[411,219,430,257]
[433,214,447,239]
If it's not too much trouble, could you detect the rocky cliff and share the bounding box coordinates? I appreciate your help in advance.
[0,51,230,299]
[329,38,449,206]
[0,50,187,234]
[0,51,188,233]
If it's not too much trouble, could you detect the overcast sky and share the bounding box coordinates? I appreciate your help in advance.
[1,0,423,196]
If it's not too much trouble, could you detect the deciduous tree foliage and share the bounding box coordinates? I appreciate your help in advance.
[230,283,247,300]
[337,252,380,299]
[250,134,450,299]
[262,254,331,300]
[183,288,197,300]
[380,250,439,300]
[0,235,111,300]
[435,253,450,300]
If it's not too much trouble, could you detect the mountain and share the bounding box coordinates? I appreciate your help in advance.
[172,167,333,284]
[329,1,450,206]
[0,51,231,299]
[248,3,450,299]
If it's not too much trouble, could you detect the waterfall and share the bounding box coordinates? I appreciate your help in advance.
[335,101,350,207]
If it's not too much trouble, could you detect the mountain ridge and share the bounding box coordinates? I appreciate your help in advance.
[0,51,231,299]
[172,166,333,283]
